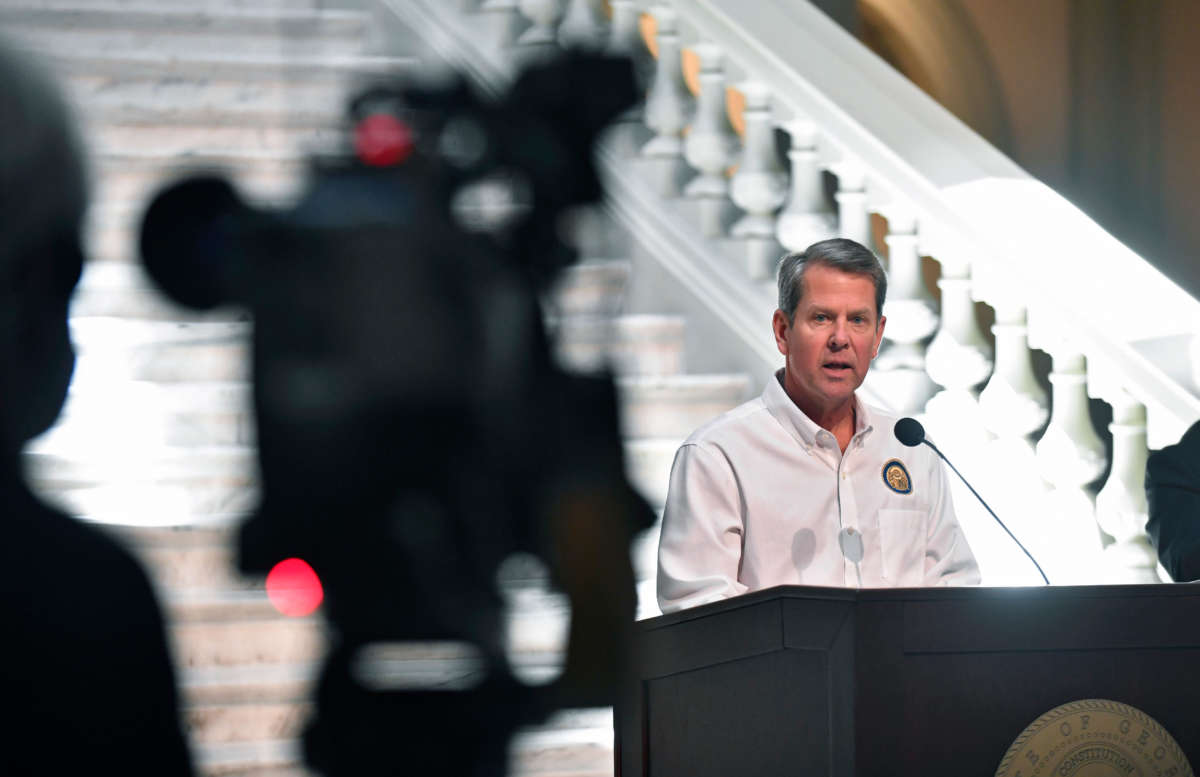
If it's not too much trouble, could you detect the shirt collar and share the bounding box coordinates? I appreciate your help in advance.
[763,369,875,451]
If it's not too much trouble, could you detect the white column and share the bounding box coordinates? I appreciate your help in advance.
[607,0,651,89]
[479,0,522,51]
[976,304,1051,579]
[729,81,786,279]
[1096,393,1161,582]
[872,209,938,416]
[641,5,691,196]
[776,120,835,252]
[558,0,604,48]
[607,0,641,57]
[831,162,870,247]
[923,255,993,451]
[682,43,736,238]
[1034,352,1106,583]
[979,304,1049,441]
[516,0,564,52]
[1036,353,1106,489]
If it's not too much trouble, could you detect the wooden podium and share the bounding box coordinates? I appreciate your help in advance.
[614,585,1200,777]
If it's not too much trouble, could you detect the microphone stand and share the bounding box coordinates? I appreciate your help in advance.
[922,436,1051,586]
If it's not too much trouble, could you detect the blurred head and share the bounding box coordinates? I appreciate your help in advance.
[0,41,88,455]
[772,239,887,419]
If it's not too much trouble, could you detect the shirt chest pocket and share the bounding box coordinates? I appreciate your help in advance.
[878,509,926,586]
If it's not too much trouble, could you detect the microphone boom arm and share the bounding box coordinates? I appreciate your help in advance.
[922,437,1051,586]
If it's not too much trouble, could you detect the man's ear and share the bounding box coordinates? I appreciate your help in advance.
[871,314,887,359]
[140,175,250,311]
[772,309,790,356]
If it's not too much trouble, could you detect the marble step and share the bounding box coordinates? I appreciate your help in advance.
[71,318,250,383]
[23,444,259,524]
[61,380,254,446]
[1,5,373,59]
[182,663,315,746]
[71,261,236,319]
[552,314,685,376]
[25,432,678,523]
[41,371,746,449]
[617,373,753,438]
[88,121,346,159]
[623,437,678,509]
[195,738,310,777]
[105,522,257,592]
[73,254,627,320]
[107,518,664,602]
[164,588,581,670]
[95,148,311,214]
[52,48,413,94]
[191,709,615,777]
[24,0,323,11]
[547,260,631,318]
[65,311,686,385]
[166,590,326,668]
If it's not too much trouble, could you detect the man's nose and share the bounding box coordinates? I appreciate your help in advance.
[828,319,849,348]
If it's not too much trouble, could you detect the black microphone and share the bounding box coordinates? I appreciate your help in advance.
[894,417,1050,585]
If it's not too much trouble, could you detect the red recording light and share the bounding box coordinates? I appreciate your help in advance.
[354,113,414,167]
[266,557,324,617]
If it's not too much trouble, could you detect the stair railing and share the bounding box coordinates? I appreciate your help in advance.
[382,0,1200,585]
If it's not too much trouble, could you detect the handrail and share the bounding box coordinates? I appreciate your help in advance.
[680,0,1200,432]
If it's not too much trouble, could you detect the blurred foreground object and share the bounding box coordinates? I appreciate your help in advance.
[1146,420,1200,582]
[0,39,194,776]
[141,50,650,777]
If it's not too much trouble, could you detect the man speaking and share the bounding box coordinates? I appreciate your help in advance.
[657,238,980,613]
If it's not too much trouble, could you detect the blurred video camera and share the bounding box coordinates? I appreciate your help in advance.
[140,51,652,776]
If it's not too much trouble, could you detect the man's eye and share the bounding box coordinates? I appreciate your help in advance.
[814,313,829,322]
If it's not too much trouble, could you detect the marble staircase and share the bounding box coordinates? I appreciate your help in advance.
[10,1,750,774]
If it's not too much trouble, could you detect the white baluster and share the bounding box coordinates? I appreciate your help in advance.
[923,255,992,452]
[1034,352,1106,583]
[831,162,870,248]
[601,0,649,155]
[479,0,522,51]
[558,0,603,48]
[776,120,835,252]
[1036,353,1106,489]
[607,0,651,87]
[976,304,1051,580]
[1096,394,1160,582]
[871,209,938,416]
[607,0,641,56]
[729,81,786,279]
[979,304,1049,440]
[517,0,564,51]
[641,5,691,196]
[683,43,736,238]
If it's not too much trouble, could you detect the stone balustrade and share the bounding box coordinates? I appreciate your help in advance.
[386,0,1200,586]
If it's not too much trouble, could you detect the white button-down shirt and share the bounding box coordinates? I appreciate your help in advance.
[657,372,980,613]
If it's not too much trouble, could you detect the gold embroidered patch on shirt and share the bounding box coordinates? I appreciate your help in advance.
[882,459,912,494]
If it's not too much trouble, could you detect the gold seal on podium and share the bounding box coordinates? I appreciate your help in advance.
[995,699,1193,777]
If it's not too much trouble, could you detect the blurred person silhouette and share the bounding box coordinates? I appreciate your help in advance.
[0,41,194,775]
[1146,420,1200,582]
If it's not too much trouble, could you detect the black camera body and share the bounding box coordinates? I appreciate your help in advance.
[141,51,651,776]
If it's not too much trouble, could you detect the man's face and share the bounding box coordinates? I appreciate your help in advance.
[772,263,885,417]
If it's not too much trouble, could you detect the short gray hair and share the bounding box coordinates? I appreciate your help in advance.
[776,238,887,322]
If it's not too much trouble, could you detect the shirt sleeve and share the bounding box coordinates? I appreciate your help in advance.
[657,442,749,612]
[922,449,982,586]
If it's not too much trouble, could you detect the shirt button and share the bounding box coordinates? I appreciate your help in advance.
[841,473,847,480]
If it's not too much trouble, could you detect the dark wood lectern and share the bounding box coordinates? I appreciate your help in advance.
[615,585,1200,777]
